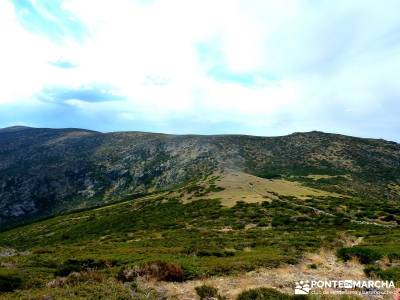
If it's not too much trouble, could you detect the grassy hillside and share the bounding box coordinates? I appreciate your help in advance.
[1,127,399,229]
[0,173,399,299]
[1,128,399,298]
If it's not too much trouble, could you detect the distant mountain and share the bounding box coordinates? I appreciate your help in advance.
[1,126,399,228]
[0,125,33,133]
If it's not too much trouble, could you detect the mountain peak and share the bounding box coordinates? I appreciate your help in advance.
[0,125,34,132]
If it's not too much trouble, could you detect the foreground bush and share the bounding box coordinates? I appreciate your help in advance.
[55,258,111,276]
[117,260,184,282]
[2,278,142,300]
[236,288,293,300]
[336,247,382,264]
[0,271,23,292]
[197,249,235,257]
[236,288,360,300]
[66,271,105,286]
[195,284,226,300]
[364,265,400,283]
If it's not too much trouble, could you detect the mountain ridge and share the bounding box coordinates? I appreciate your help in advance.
[1,126,399,228]
[2,125,399,143]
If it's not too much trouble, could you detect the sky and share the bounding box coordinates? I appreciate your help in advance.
[0,0,400,141]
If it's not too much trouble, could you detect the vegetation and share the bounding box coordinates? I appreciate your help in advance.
[336,247,383,264]
[1,128,399,229]
[117,261,185,282]
[0,270,23,292]
[237,288,364,300]
[0,126,399,298]
[195,284,226,300]
[0,184,398,298]
[237,287,294,300]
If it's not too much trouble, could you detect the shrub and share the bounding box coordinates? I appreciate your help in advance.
[381,214,396,222]
[195,285,226,300]
[376,267,400,282]
[65,271,105,286]
[257,218,269,227]
[197,249,235,257]
[117,261,184,282]
[388,253,400,263]
[61,233,70,240]
[336,247,382,264]
[271,215,292,227]
[232,222,246,230]
[364,265,400,283]
[0,271,23,292]
[236,287,293,300]
[207,185,225,193]
[333,215,349,225]
[55,259,109,277]
[117,267,138,283]
[308,263,317,269]
[259,173,282,179]
[363,264,381,277]
[32,247,53,254]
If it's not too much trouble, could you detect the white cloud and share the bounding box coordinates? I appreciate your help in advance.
[1,0,400,140]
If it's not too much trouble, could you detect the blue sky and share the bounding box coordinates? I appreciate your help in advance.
[0,0,400,141]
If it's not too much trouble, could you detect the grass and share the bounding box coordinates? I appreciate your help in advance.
[0,173,399,298]
[0,277,147,300]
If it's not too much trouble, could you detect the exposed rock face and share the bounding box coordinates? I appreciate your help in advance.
[0,127,399,227]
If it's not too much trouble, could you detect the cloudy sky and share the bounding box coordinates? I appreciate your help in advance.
[1,0,399,141]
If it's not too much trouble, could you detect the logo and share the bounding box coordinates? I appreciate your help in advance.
[294,279,395,296]
[295,280,311,295]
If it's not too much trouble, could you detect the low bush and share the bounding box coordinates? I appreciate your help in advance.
[197,249,235,257]
[0,271,23,292]
[308,263,317,269]
[271,215,292,227]
[388,253,400,263]
[363,264,381,277]
[364,265,400,283]
[117,260,184,282]
[32,247,53,254]
[195,284,226,300]
[257,218,269,227]
[143,261,184,281]
[376,267,400,282]
[236,287,294,300]
[381,214,396,222]
[55,259,110,277]
[65,271,105,286]
[336,247,382,264]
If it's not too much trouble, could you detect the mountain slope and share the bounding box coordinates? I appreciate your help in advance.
[0,127,399,228]
[0,129,399,298]
[0,171,399,298]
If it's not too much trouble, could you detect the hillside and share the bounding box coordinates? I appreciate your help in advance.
[0,128,399,298]
[1,126,399,229]
[0,170,399,298]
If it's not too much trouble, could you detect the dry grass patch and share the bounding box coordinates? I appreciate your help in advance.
[182,171,341,207]
[305,174,350,180]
